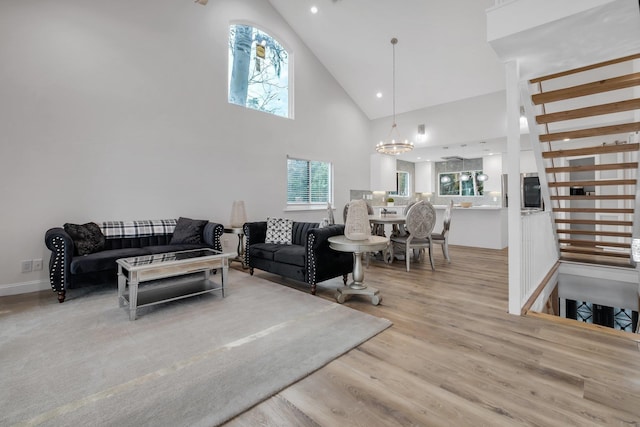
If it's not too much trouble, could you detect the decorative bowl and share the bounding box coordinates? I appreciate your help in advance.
[460,202,472,208]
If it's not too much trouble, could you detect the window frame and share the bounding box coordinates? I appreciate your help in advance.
[227,22,293,119]
[286,156,333,211]
[388,171,410,197]
[438,170,485,197]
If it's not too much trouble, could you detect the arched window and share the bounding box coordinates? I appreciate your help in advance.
[228,24,290,118]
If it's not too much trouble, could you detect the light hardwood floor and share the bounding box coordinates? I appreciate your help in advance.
[226,245,640,426]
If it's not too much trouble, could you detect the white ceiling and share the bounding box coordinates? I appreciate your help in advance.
[267,0,506,121]
[267,0,640,160]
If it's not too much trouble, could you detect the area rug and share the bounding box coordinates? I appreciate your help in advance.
[0,270,391,426]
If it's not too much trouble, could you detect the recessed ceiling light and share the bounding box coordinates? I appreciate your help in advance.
[417,157,421,160]
[376,92,382,98]
[310,6,318,14]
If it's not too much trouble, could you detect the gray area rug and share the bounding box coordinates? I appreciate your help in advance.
[1,270,391,427]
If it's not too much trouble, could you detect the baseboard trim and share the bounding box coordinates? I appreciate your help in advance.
[0,280,50,297]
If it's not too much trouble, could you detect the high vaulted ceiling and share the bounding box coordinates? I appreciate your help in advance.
[267,0,505,120]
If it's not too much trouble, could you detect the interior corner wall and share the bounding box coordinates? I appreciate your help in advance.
[0,0,371,293]
[369,91,509,152]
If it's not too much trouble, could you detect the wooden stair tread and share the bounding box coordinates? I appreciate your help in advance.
[530,53,640,83]
[555,229,632,238]
[536,98,640,124]
[541,143,639,159]
[560,254,632,267]
[546,162,638,174]
[550,194,635,201]
[560,246,630,258]
[548,179,636,187]
[532,72,640,105]
[552,208,634,214]
[558,239,630,248]
[539,122,640,143]
[555,219,632,226]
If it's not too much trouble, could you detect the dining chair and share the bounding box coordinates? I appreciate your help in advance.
[396,200,417,237]
[389,200,436,271]
[430,200,453,263]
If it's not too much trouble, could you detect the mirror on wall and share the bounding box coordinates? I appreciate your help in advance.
[388,171,410,197]
[439,171,485,196]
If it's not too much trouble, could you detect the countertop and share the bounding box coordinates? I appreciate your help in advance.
[373,204,504,210]
[433,205,504,210]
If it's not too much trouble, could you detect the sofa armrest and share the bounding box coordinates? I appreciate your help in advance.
[44,227,74,300]
[203,222,224,252]
[243,222,267,265]
[306,224,351,286]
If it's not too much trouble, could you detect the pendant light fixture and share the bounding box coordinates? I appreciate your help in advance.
[460,158,470,181]
[376,38,413,156]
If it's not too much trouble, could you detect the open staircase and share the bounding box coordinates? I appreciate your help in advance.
[524,54,640,267]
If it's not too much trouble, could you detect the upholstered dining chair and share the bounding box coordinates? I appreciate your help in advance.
[396,200,417,237]
[389,200,436,272]
[430,200,453,263]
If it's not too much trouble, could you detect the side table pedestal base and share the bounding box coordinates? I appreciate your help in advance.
[335,286,381,305]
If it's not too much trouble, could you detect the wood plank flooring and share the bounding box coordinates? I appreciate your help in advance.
[226,245,640,426]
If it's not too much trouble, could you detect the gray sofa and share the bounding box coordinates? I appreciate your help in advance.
[243,221,353,294]
[45,218,223,302]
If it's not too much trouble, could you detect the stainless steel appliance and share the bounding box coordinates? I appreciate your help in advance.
[521,173,543,210]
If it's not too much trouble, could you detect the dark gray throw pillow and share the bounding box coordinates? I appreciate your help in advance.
[63,222,106,256]
[170,217,207,245]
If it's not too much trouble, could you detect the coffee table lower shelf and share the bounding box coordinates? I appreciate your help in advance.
[119,275,224,313]
[117,248,232,320]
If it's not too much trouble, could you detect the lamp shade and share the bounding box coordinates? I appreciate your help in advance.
[230,200,247,227]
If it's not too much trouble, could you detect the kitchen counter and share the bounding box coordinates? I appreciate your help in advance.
[371,203,507,250]
[434,204,503,210]
[434,205,507,250]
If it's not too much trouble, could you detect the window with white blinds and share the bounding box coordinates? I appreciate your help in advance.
[287,157,332,206]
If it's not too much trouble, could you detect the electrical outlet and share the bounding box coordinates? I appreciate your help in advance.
[33,259,43,271]
[21,260,33,273]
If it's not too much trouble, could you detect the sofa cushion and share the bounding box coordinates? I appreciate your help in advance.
[265,217,293,244]
[248,243,286,261]
[64,222,106,256]
[144,244,206,254]
[70,248,149,274]
[273,245,306,267]
[170,217,207,245]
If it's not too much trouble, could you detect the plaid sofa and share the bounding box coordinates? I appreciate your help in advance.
[44,219,223,303]
[243,221,352,295]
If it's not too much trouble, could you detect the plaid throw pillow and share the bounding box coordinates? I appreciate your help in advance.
[265,217,293,244]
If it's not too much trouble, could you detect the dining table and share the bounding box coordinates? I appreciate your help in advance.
[368,214,406,237]
[367,214,406,263]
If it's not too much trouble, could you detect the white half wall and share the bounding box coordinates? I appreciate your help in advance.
[0,0,371,294]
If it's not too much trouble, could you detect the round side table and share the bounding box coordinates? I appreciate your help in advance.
[328,235,389,305]
[224,226,246,268]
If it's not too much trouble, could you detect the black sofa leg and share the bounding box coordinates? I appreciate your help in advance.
[342,274,348,285]
[57,291,66,303]
[249,267,254,275]
[311,284,317,295]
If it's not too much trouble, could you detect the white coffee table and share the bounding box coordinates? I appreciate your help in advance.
[116,248,234,320]
[328,235,389,305]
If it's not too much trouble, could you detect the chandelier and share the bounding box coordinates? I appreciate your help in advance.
[376,38,413,156]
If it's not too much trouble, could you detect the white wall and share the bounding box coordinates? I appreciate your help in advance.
[0,0,371,293]
[369,91,509,152]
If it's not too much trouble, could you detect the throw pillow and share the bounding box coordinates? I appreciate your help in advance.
[63,222,106,256]
[170,217,208,245]
[265,217,293,244]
